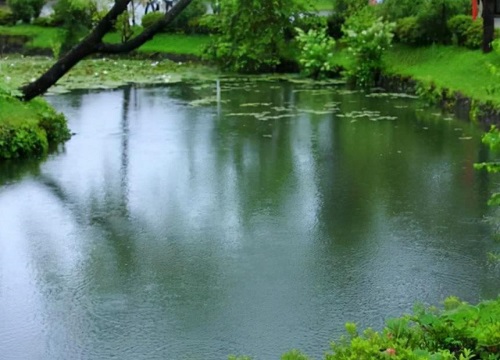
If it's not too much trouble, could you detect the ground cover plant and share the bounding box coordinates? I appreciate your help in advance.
[0,80,70,159]
[229,297,500,359]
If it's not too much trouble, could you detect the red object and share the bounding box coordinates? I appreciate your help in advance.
[472,0,478,20]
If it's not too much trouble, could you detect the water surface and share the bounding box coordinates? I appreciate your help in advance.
[0,80,498,360]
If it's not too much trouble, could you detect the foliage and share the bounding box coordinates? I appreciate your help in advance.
[342,9,395,88]
[295,27,336,79]
[165,0,206,34]
[395,16,425,46]
[484,39,500,95]
[190,14,221,35]
[53,0,98,56]
[327,0,367,39]
[142,0,206,34]
[448,15,473,46]
[0,81,70,159]
[7,0,46,23]
[464,19,483,49]
[416,0,470,45]
[377,0,425,22]
[281,349,310,360]
[379,0,469,45]
[0,8,14,25]
[115,11,133,43]
[141,11,165,30]
[32,15,60,27]
[475,126,500,205]
[203,0,304,73]
[325,297,500,360]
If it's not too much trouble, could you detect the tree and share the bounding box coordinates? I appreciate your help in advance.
[482,0,495,53]
[19,0,193,101]
[204,0,305,73]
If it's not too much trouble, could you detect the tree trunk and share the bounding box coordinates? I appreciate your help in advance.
[482,0,495,53]
[20,0,193,101]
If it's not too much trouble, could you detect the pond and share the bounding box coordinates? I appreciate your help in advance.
[0,80,498,360]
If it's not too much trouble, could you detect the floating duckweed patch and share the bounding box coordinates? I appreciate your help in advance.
[336,110,398,121]
[365,92,419,99]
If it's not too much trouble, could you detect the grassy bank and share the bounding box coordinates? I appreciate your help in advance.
[383,45,500,107]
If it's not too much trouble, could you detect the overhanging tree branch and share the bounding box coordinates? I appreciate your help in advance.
[20,0,193,101]
[96,0,193,54]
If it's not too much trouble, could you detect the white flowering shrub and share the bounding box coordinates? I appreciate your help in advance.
[295,27,336,79]
[342,10,395,88]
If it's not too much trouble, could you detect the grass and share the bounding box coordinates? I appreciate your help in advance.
[0,24,210,56]
[383,44,500,105]
[0,25,64,49]
[103,32,210,56]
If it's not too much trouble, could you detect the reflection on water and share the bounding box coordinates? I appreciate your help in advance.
[0,81,498,360]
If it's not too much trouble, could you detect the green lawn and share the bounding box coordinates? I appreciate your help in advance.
[0,25,210,56]
[103,32,210,56]
[0,25,64,49]
[383,45,500,105]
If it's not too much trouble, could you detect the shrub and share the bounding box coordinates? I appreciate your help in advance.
[395,16,425,45]
[295,27,336,79]
[190,14,220,34]
[204,0,304,73]
[0,8,14,25]
[7,0,45,23]
[164,0,206,33]
[377,0,425,21]
[141,11,164,30]
[0,83,70,159]
[448,14,473,46]
[32,15,60,27]
[327,0,367,39]
[7,0,34,23]
[342,9,395,88]
[326,297,500,360]
[53,0,99,55]
[417,0,470,45]
[464,18,483,49]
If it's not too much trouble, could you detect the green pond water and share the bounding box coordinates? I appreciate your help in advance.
[0,80,499,360]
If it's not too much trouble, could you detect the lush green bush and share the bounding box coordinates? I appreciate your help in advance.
[417,0,470,45]
[342,9,395,88]
[295,27,336,79]
[204,0,304,73]
[190,14,220,34]
[327,0,367,39]
[380,0,470,45]
[53,0,97,55]
[395,16,425,46]
[325,297,500,360]
[0,83,70,159]
[141,11,164,30]
[165,0,206,33]
[7,0,45,23]
[464,18,483,49]
[448,15,473,46]
[32,15,60,27]
[0,8,14,25]
[377,0,425,21]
